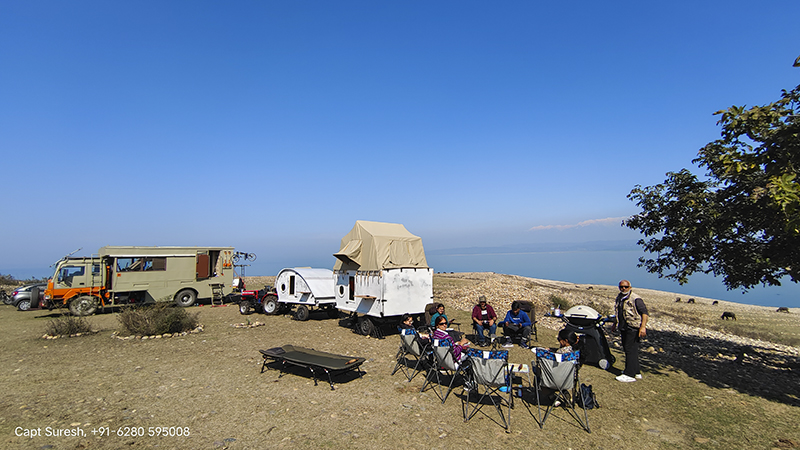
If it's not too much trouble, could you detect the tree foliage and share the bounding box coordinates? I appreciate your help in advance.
[626,80,800,290]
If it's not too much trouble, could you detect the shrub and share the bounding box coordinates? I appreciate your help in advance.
[117,303,199,336]
[549,294,570,310]
[45,315,93,336]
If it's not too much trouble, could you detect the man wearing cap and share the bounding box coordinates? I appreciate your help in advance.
[612,279,649,382]
[472,295,497,347]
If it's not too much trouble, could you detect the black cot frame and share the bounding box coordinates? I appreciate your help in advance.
[260,345,366,390]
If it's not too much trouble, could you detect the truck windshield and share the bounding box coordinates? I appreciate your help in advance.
[58,266,85,287]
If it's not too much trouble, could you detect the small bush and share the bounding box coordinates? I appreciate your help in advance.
[45,315,93,336]
[118,303,199,336]
[549,294,570,310]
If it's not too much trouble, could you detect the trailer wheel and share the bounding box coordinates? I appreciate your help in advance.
[69,296,98,316]
[262,296,279,315]
[239,302,251,315]
[17,299,31,311]
[357,316,374,336]
[295,304,310,321]
[174,289,197,307]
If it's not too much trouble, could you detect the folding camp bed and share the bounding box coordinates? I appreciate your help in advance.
[260,345,366,390]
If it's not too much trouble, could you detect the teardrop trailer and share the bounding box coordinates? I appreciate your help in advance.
[269,267,337,320]
[332,221,433,336]
[44,246,236,315]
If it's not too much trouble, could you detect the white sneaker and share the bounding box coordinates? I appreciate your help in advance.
[635,373,642,379]
[616,374,636,382]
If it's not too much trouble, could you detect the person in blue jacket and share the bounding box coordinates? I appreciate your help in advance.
[498,301,532,348]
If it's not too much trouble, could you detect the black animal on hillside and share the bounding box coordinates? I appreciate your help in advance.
[721,311,736,320]
[687,298,695,304]
[712,300,719,305]
[777,307,790,313]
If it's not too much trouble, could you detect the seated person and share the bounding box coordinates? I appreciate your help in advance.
[556,329,580,354]
[499,301,532,349]
[432,316,470,362]
[550,329,582,408]
[472,295,497,346]
[430,303,449,328]
[399,313,415,330]
[400,313,431,341]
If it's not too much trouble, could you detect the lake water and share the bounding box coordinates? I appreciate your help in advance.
[427,250,800,308]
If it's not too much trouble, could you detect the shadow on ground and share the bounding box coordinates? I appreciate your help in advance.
[637,329,800,406]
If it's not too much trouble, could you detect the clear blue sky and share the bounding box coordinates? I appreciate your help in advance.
[2,1,799,303]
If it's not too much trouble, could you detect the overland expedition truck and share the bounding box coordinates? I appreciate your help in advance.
[44,246,235,315]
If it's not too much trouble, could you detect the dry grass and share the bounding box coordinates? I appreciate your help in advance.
[0,274,798,450]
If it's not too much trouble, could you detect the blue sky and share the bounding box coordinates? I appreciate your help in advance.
[2,1,799,304]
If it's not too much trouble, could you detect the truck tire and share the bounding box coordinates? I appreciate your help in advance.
[69,296,98,316]
[17,299,31,311]
[357,316,375,336]
[174,289,197,307]
[262,295,279,315]
[239,302,251,315]
[295,304,310,321]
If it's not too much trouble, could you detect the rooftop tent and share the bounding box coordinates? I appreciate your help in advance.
[333,221,429,271]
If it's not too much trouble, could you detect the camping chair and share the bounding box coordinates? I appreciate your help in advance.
[462,348,513,432]
[391,328,432,382]
[532,348,590,433]
[420,338,469,404]
[424,303,461,332]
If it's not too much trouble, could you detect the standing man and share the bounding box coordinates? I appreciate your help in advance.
[613,280,649,382]
[472,295,497,347]
[498,301,532,349]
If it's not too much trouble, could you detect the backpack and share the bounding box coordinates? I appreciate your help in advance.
[576,383,599,409]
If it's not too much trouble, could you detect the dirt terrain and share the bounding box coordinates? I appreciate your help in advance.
[0,273,798,450]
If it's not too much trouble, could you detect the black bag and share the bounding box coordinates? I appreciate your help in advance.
[576,383,598,409]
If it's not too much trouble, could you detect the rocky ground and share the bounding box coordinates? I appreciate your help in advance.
[0,273,798,449]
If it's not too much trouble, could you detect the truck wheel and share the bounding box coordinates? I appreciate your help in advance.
[69,296,98,316]
[262,296,279,315]
[295,305,310,321]
[239,302,251,315]
[357,316,374,336]
[174,289,197,307]
[17,299,31,311]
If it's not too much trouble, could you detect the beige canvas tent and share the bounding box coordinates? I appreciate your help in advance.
[333,221,428,271]
[333,221,433,336]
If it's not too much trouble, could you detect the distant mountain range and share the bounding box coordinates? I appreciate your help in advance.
[427,239,639,256]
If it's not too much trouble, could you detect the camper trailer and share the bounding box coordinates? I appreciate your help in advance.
[333,221,433,335]
[44,246,235,315]
[272,267,337,320]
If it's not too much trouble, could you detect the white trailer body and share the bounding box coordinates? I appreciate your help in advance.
[334,267,432,317]
[276,268,335,307]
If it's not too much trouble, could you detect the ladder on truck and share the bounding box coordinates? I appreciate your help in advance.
[210,283,225,306]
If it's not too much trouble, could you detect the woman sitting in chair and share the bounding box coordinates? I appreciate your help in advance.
[432,316,470,361]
